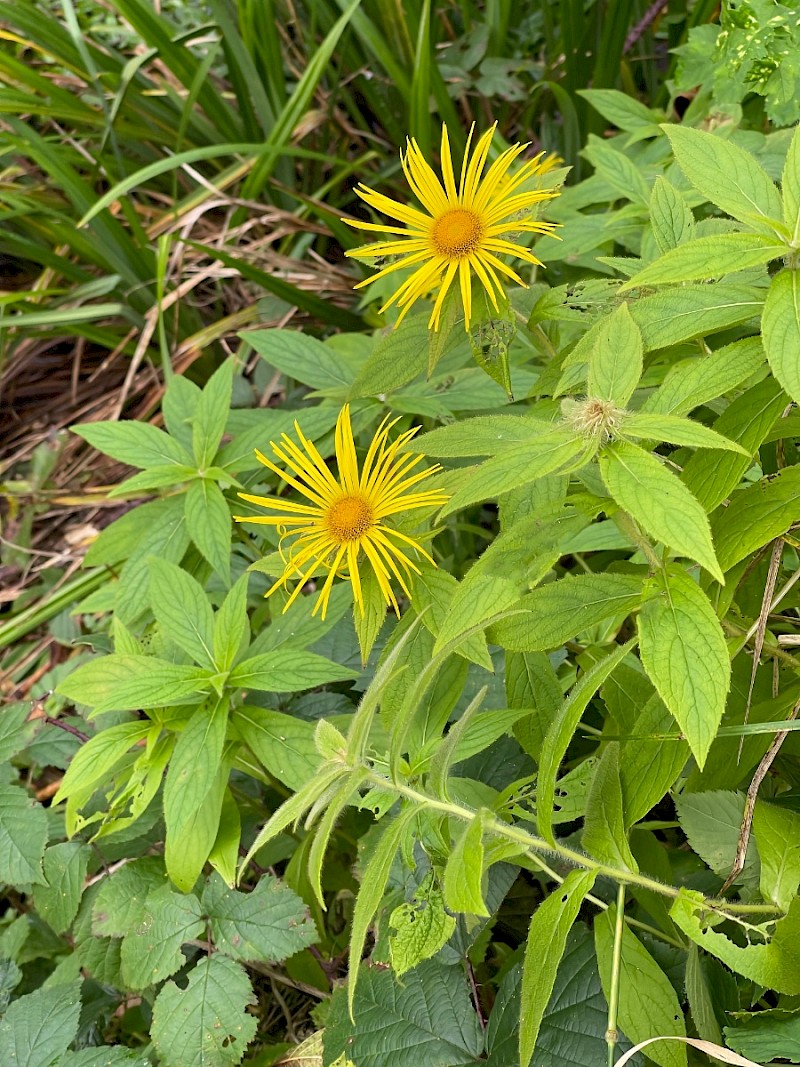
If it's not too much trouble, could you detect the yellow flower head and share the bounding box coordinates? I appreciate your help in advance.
[234,405,448,619]
[344,123,560,331]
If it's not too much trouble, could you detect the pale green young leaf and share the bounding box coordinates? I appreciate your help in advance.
[582,744,638,872]
[664,125,783,235]
[621,413,746,452]
[489,572,643,653]
[33,842,90,934]
[416,414,552,457]
[54,721,152,809]
[207,788,241,888]
[643,337,765,417]
[587,302,643,406]
[595,909,687,1067]
[56,655,211,715]
[306,768,370,907]
[429,703,538,793]
[638,568,730,768]
[202,872,317,963]
[631,284,763,351]
[0,979,81,1067]
[185,478,231,583]
[0,782,48,887]
[151,955,257,1067]
[620,232,785,291]
[120,884,204,989]
[752,800,800,911]
[234,706,319,791]
[192,358,234,469]
[389,873,456,977]
[675,791,759,890]
[712,465,800,572]
[348,806,418,1018]
[519,868,597,1067]
[599,440,723,583]
[649,176,695,253]
[783,124,800,244]
[685,943,722,1045]
[149,558,215,668]
[443,814,489,917]
[537,640,635,846]
[72,420,191,469]
[762,269,800,405]
[213,573,250,673]
[247,328,354,390]
[228,649,356,692]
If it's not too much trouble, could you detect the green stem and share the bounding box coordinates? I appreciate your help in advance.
[613,510,662,571]
[606,887,626,1067]
[0,567,109,651]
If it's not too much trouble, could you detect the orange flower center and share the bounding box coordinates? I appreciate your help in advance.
[432,208,483,257]
[326,493,375,542]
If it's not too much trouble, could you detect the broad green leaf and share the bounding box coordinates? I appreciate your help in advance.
[229,649,356,692]
[348,314,431,398]
[600,440,723,583]
[712,465,800,572]
[619,695,689,827]
[649,176,695,253]
[440,432,593,518]
[685,943,722,1045]
[587,302,642,406]
[325,959,483,1067]
[150,558,215,668]
[115,501,191,625]
[762,269,800,404]
[213,573,250,672]
[202,872,316,963]
[0,782,48,887]
[595,908,687,1067]
[621,232,784,291]
[584,138,650,204]
[353,565,388,666]
[185,478,232,583]
[151,955,257,1067]
[488,573,643,652]
[435,705,534,770]
[670,891,800,994]
[0,702,36,762]
[519,869,597,1067]
[163,374,202,453]
[416,414,552,457]
[638,568,729,768]
[120,884,204,989]
[582,744,637,872]
[54,721,151,811]
[643,337,765,417]
[389,873,456,977]
[247,328,354,390]
[506,650,562,763]
[753,801,800,911]
[57,1049,151,1066]
[233,706,319,791]
[630,284,763,350]
[443,814,489,917]
[33,842,90,934]
[107,463,197,498]
[580,89,661,132]
[92,857,169,938]
[163,699,228,892]
[0,979,81,1067]
[783,123,800,244]
[56,655,211,715]
[413,564,492,669]
[664,124,783,235]
[675,791,759,890]
[537,640,635,846]
[72,420,191,469]
[83,492,183,563]
[622,412,746,452]
[208,787,241,887]
[192,358,234,469]
[726,1008,800,1062]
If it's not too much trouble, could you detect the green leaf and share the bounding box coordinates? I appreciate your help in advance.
[185,478,232,583]
[783,123,800,244]
[649,176,695,253]
[0,979,81,1067]
[685,943,722,1045]
[621,232,785,291]
[595,908,687,1067]
[72,420,191,469]
[621,413,746,452]
[229,649,356,692]
[506,650,562,763]
[33,842,90,934]
[354,565,388,666]
[325,959,483,1067]
[202,872,317,963]
[208,787,241,888]
[643,337,765,417]
[150,558,215,668]
[120,884,204,989]
[763,269,800,405]
[193,359,234,469]
[582,744,638,872]
[619,695,689,828]
[519,869,597,1067]
[54,721,151,812]
[675,790,759,891]
[107,463,197,498]
[163,699,228,892]
[600,440,723,583]
[248,328,354,390]
[233,706,319,791]
[163,374,202,454]
[664,124,783,235]
[712,465,800,572]
[56,654,211,714]
[213,573,250,673]
[725,1008,800,1063]
[412,565,493,669]
[580,89,661,132]
[753,800,800,911]
[537,640,635,846]
[416,414,553,458]
[443,814,489,917]
[587,303,642,405]
[0,702,36,762]
[348,314,431,399]
[151,955,257,1067]
[389,873,456,977]
[0,782,48,887]
[638,568,730,768]
[57,1049,151,1066]
[489,573,643,652]
[670,891,800,994]
[584,139,650,205]
[92,857,169,938]
[630,283,763,350]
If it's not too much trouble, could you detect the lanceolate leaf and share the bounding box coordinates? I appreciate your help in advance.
[582,744,638,872]
[443,814,489,917]
[587,302,642,406]
[149,558,215,668]
[620,232,784,291]
[56,654,211,714]
[762,269,800,405]
[228,649,356,692]
[712,465,800,572]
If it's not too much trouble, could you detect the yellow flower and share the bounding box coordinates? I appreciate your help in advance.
[344,123,560,331]
[234,405,448,619]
